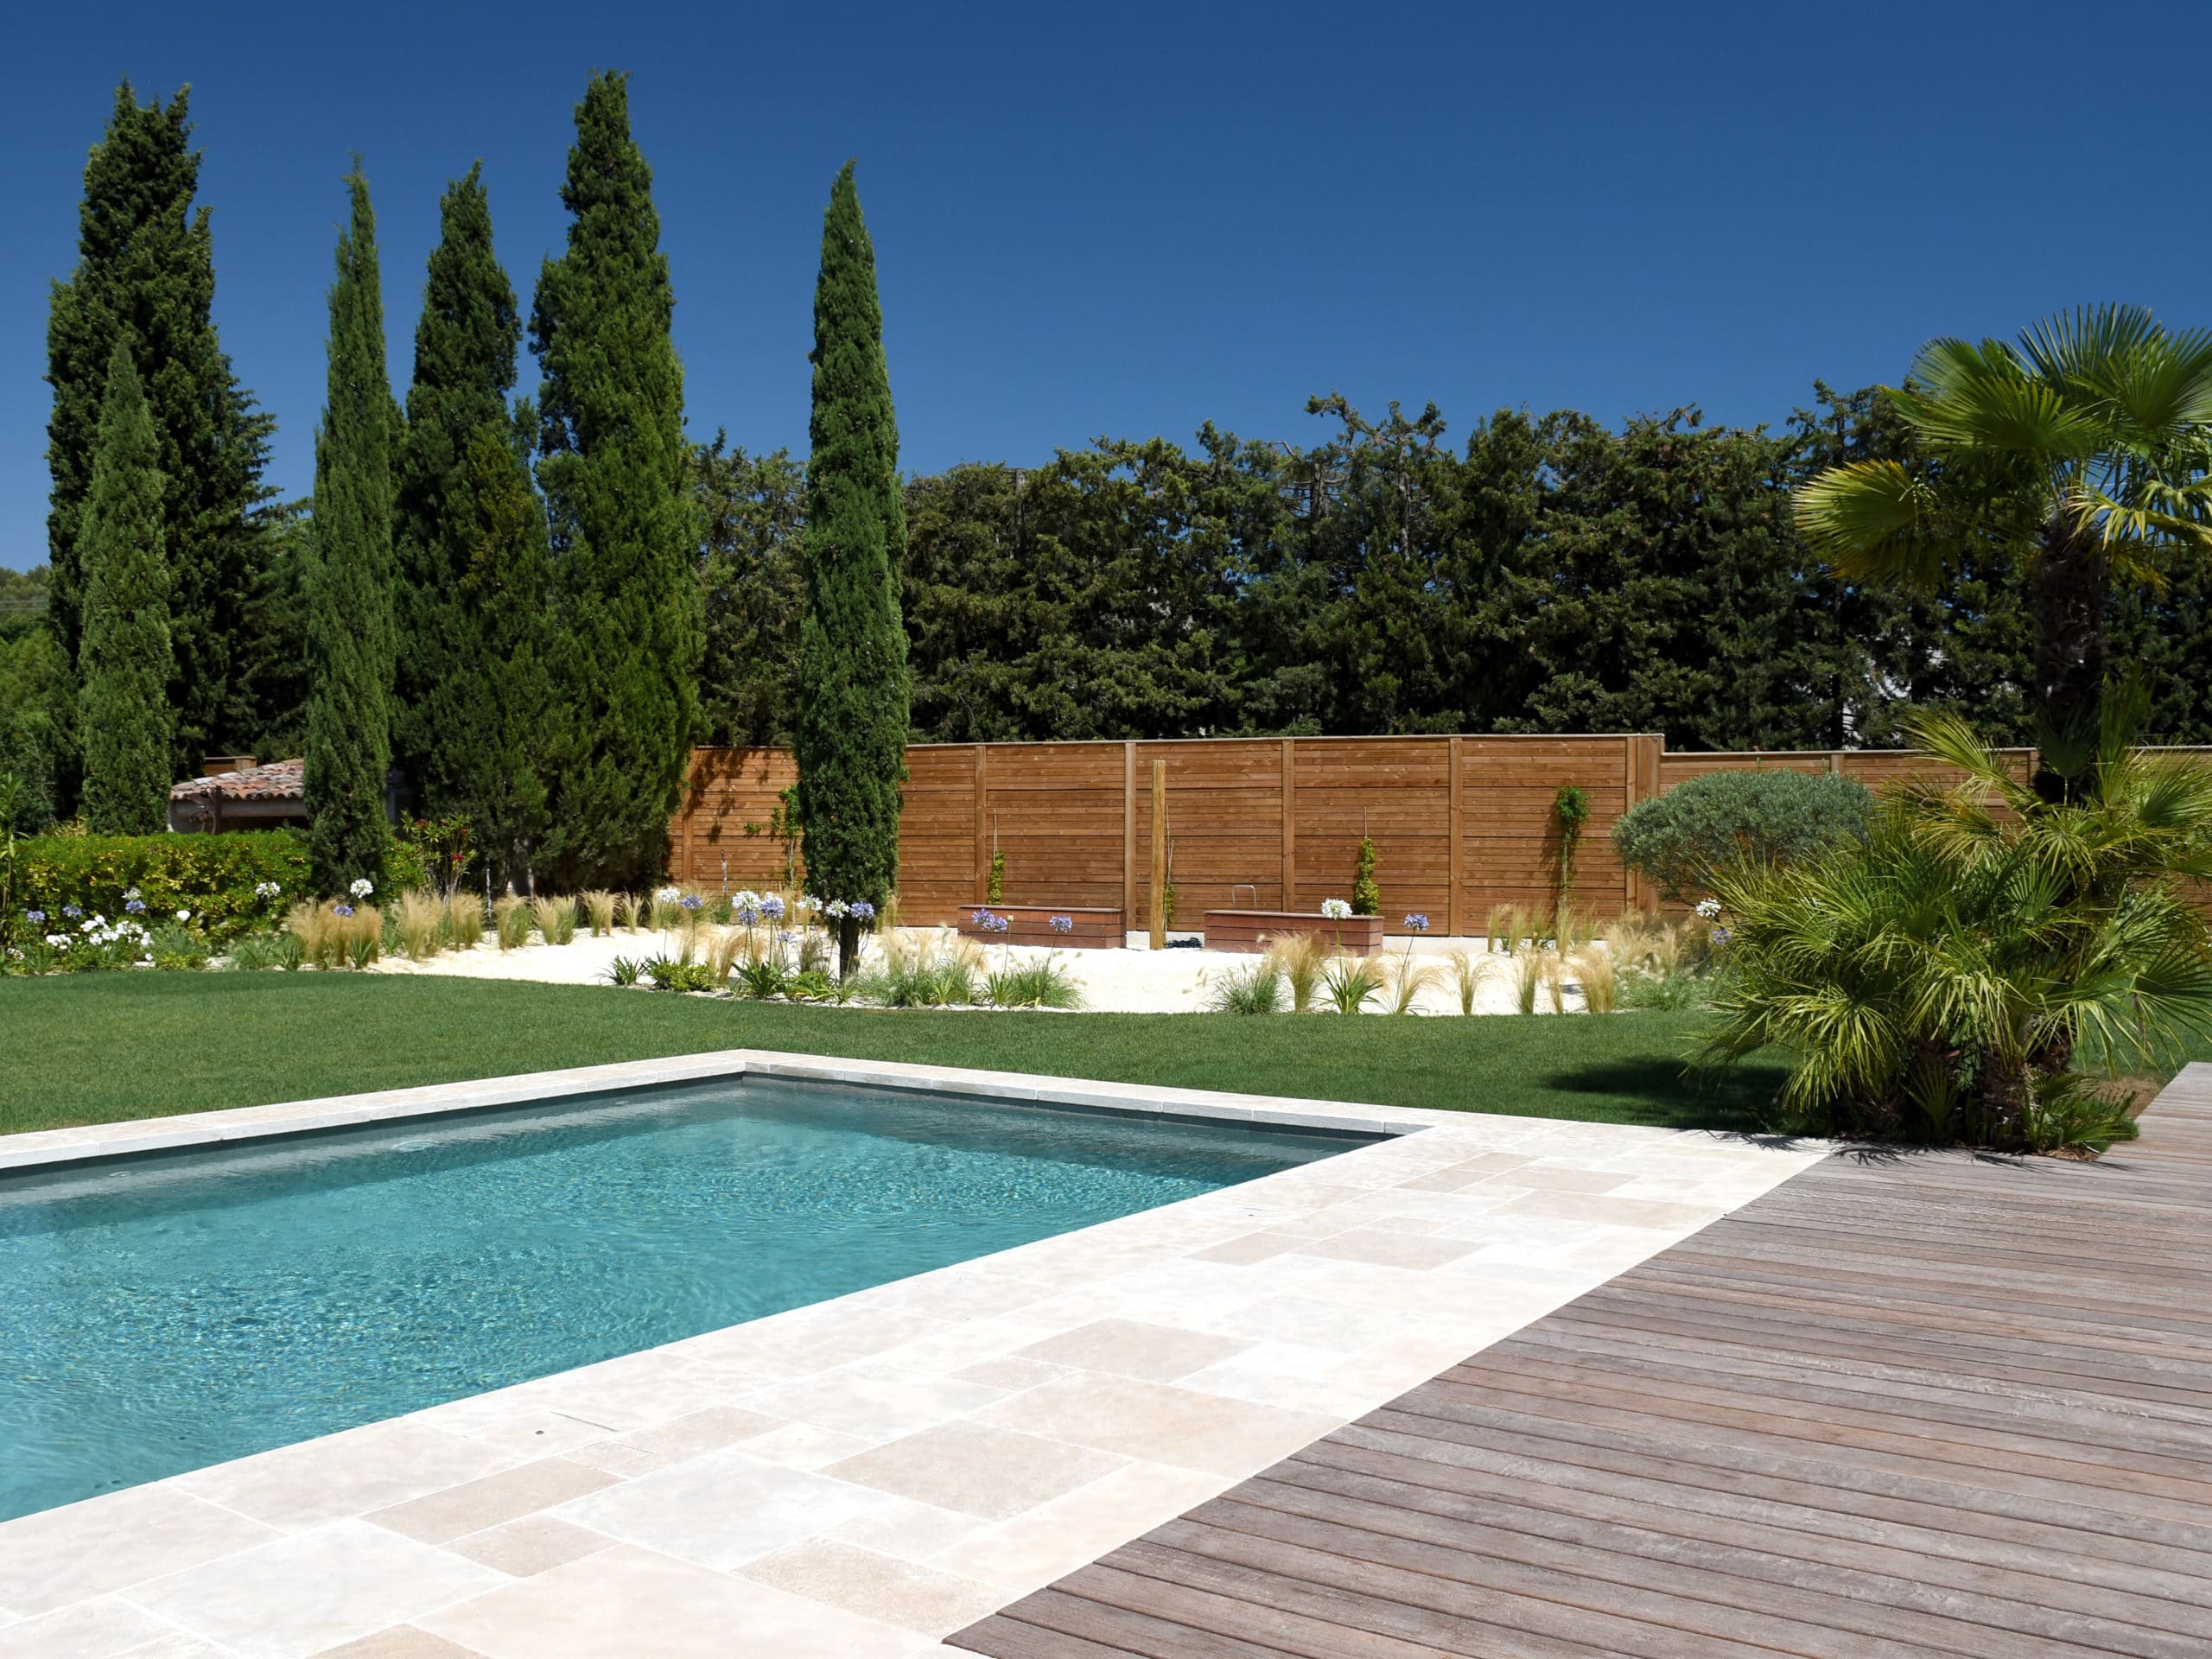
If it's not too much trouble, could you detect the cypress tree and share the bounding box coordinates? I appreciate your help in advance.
[304,168,397,895]
[395,165,556,885]
[78,343,174,833]
[530,72,700,889]
[46,82,271,775]
[795,162,910,974]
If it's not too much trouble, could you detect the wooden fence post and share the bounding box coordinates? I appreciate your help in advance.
[1122,741,1137,938]
[1448,735,1464,937]
[972,744,989,904]
[1149,759,1167,950]
[1280,738,1296,912]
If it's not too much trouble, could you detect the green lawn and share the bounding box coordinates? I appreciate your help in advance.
[0,974,1791,1137]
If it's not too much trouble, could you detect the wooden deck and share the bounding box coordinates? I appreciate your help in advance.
[952,1064,2212,1659]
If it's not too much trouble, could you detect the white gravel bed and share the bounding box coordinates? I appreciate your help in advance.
[367,926,1588,1015]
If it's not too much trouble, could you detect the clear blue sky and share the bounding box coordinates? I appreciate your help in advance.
[3,0,2206,571]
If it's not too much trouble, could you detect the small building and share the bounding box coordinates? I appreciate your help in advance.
[168,757,308,833]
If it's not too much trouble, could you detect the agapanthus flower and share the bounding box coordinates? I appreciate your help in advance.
[823,899,852,918]
[759,894,786,918]
[175,909,192,922]
[655,885,683,903]
[849,900,875,921]
[254,880,282,899]
[1319,898,1352,920]
[334,904,355,918]
[1709,926,1731,946]
[25,910,43,925]
[45,934,70,949]
[1403,913,1430,932]
[350,879,375,899]
[1694,898,1722,919]
[124,898,147,914]
[680,894,704,911]
[123,887,142,901]
[1048,914,1074,933]
[61,905,82,920]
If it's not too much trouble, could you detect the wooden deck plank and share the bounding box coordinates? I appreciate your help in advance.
[951,1063,2212,1658]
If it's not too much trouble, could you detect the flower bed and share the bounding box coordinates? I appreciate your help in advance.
[1202,910,1387,955]
[953,906,1124,948]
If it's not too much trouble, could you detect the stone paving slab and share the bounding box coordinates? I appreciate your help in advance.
[0,1051,1828,1656]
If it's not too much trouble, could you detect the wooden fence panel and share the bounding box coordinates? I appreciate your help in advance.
[667,739,2211,931]
[669,747,797,889]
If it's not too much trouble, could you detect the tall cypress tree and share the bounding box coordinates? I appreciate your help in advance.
[46,81,271,775]
[795,162,910,974]
[304,168,397,895]
[79,343,174,833]
[530,72,700,889]
[394,165,555,885]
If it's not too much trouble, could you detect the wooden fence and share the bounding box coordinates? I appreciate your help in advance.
[671,734,2082,932]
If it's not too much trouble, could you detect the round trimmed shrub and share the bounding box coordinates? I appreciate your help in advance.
[1613,769,1872,901]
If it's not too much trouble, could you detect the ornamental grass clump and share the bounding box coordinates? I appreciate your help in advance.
[531,894,577,945]
[342,906,382,970]
[1571,945,1618,1014]
[1381,951,1439,1015]
[492,893,531,950]
[582,890,618,937]
[1261,931,1326,1012]
[1510,942,1544,1014]
[1702,699,2212,1154]
[1209,962,1283,1014]
[1445,947,1484,1014]
[284,900,346,971]
[395,891,445,960]
[987,953,1083,1010]
[443,891,485,950]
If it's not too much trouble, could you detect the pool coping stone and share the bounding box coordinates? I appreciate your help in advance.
[0,1051,1834,1658]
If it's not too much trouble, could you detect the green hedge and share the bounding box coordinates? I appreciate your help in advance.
[10,831,308,943]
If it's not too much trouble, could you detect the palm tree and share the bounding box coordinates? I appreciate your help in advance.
[1702,692,2212,1151]
[1796,305,2212,793]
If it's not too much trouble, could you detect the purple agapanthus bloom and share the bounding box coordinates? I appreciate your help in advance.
[849,900,875,921]
[333,904,355,918]
[1048,914,1073,933]
[680,894,704,911]
[760,894,786,918]
[62,905,82,919]
[1709,927,1731,946]
[124,898,147,914]
[1403,913,1430,932]
[25,910,43,925]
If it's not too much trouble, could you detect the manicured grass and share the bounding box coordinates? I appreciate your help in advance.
[0,974,1789,1138]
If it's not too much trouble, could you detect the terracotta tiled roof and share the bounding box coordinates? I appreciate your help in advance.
[168,757,305,803]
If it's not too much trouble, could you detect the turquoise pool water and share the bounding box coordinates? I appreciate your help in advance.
[0,1078,1359,1522]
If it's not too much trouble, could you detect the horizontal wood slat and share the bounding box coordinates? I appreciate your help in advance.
[669,740,2212,930]
[951,1065,2212,1659]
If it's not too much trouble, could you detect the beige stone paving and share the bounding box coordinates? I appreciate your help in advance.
[0,1051,1828,1656]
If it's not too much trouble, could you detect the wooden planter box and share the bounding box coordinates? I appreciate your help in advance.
[953,906,1124,949]
[1202,910,1387,955]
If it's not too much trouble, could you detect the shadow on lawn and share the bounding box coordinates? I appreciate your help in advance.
[1541,1056,1789,1135]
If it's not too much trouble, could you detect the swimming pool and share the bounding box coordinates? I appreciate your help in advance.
[0,1077,1363,1522]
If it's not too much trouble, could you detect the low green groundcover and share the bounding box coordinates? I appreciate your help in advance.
[0,975,1790,1138]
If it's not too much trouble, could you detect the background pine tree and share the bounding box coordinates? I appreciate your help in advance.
[394,166,556,887]
[530,71,700,890]
[795,162,910,972]
[78,344,173,834]
[304,168,397,895]
[45,81,272,777]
